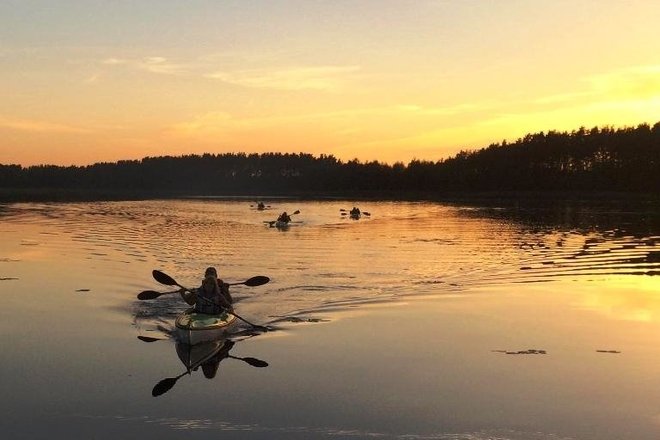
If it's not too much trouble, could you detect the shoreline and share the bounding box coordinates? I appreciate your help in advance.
[1,187,659,204]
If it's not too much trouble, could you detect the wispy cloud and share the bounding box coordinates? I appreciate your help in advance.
[0,116,90,134]
[171,112,235,136]
[396,102,495,116]
[101,56,190,75]
[205,65,361,91]
[535,65,660,106]
[101,57,128,65]
[588,65,660,99]
[100,53,362,89]
[84,73,101,84]
[169,100,496,140]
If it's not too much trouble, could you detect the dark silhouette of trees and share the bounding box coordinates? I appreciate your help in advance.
[1,122,659,200]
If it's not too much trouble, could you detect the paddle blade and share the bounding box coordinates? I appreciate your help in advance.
[292,210,300,215]
[152,377,178,397]
[137,290,162,300]
[152,270,178,286]
[137,335,165,343]
[363,212,371,216]
[242,357,269,368]
[243,276,270,287]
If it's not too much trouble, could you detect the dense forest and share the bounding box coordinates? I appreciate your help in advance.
[1,122,659,200]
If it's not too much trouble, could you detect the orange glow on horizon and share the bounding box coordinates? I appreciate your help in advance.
[2,2,660,166]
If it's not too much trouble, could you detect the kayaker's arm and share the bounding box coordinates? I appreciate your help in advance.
[193,292,234,313]
[218,291,233,312]
[219,281,233,304]
[179,288,197,305]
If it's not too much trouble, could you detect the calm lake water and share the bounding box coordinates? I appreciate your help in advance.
[1,198,660,439]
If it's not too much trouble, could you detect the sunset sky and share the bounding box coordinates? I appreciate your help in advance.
[1,0,659,166]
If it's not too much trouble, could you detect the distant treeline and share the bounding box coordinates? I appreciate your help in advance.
[1,122,659,199]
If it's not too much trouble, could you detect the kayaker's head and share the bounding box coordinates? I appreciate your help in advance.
[202,267,220,294]
[204,267,218,279]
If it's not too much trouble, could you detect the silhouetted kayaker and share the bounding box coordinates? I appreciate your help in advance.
[194,267,233,314]
[277,211,292,223]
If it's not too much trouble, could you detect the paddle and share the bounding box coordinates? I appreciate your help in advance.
[151,270,271,331]
[228,355,268,367]
[196,296,271,331]
[152,372,188,397]
[137,335,165,343]
[138,275,270,300]
[232,312,270,331]
[152,355,268,396]
[340,208,370,216]
[264,209,300,227]
[137,289,181,300]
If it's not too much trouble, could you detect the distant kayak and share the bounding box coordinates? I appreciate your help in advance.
[265,220,291,228]
[175,308,237,345]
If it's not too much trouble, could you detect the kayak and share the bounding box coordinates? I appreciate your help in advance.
[275,220,290,229]
[175,308,237,345]
[175,339,233,371]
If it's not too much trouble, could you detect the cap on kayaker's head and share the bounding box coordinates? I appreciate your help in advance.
[204,267,218,278]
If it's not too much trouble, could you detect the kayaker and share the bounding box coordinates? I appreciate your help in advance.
[277,211,292,223]
[257,202,265,210]
[195,267,233,315]
[350,207,361,216]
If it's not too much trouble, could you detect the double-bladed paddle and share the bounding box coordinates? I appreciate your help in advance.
[152,371,189,397]
[228,355,268,367]
[137,335,165,343]
[150,270,271,331]
[137,275,270,300]
[151,347,268,397]
[264,209,300,227]
[339,208,370,216]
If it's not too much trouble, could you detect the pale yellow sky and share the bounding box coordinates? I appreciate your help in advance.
[1,1,659,166]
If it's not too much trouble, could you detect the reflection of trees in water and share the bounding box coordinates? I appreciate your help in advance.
[457,197,660,236]
[454,198,660,283]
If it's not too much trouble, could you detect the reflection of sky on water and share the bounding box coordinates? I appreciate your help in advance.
[1,199,660,439]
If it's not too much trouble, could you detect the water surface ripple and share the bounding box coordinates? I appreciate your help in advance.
[2,200,659,328]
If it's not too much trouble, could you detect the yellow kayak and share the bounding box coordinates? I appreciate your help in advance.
[174,308,237,345]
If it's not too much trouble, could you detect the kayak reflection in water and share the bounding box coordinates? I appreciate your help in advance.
[180,339,235,379]
[152,338,268,397]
